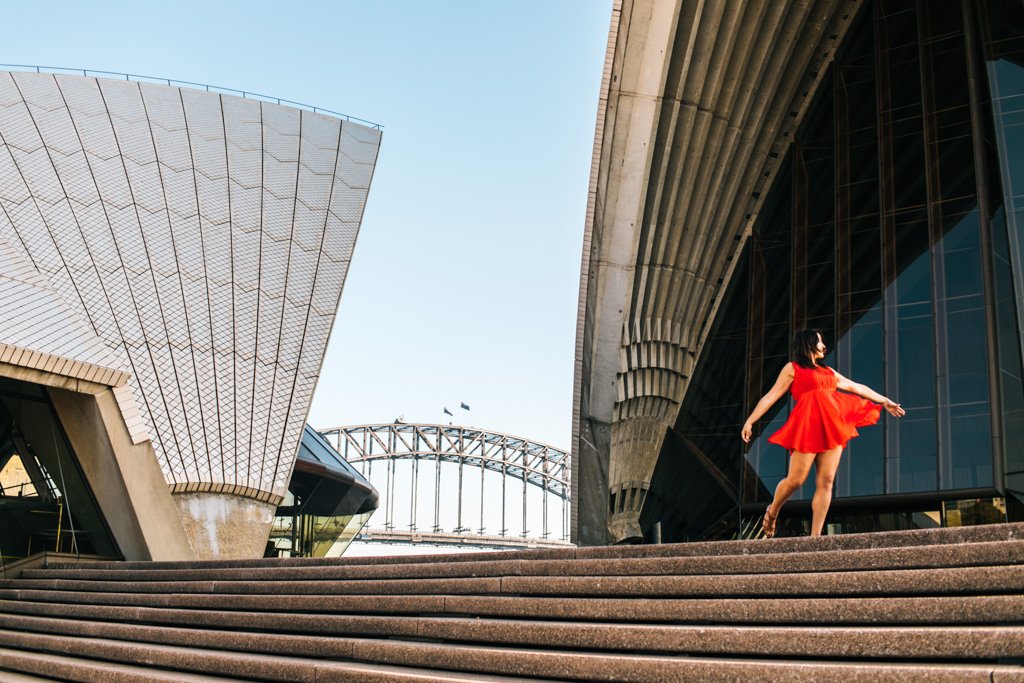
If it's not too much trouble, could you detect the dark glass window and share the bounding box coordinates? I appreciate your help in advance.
[835,11,886,497]
[978,0,1024,506]
[745,154,794,505]
[918,1,993,491]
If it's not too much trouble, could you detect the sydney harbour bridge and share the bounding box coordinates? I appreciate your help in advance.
[318,423,571,549]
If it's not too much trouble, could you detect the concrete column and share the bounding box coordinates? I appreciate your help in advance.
[48,386,195,561]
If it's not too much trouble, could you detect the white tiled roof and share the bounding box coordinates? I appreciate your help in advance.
[0,234,129,386]
[0,71,380,502]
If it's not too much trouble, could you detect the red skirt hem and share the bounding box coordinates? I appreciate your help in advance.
[767,391,881,454]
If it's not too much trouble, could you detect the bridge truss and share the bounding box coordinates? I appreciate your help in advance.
[318,424,572,549]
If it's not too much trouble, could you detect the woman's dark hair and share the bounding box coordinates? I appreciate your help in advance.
[792,329,822,369]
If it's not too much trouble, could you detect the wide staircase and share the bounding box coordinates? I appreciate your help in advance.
[0,523,1021,682]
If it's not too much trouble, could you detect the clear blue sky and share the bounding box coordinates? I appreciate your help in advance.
[2,0,613,450]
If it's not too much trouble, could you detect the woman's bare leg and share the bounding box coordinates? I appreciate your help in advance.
[810,446,844,536]
[768,451,816,521]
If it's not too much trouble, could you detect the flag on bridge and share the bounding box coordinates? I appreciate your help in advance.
[443,407,453,416]
[460,402,470,411]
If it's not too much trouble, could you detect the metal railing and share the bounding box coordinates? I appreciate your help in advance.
[0,63,382,129]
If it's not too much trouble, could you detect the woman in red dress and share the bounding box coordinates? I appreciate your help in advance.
[740,329,905,538]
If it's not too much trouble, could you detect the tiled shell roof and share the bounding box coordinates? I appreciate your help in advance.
[0,71,380,503]
[0,235,128,386]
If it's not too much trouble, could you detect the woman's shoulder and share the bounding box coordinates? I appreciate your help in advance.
[788,361,832,374]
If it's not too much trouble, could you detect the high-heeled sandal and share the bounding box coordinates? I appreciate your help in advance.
[761,505,777,539]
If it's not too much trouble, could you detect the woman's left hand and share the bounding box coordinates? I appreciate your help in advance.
[884,400,905,417]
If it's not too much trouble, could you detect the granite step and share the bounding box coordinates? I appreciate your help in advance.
[1,589,1022,625]
[5,564,1023,598]
[25,539,1024,582]
[0,625,1020,683]
[0,670,60,683]
[43,521,1024,572]
[0,675,52,683]
[438,593,1024,625]
[0,675,54,683]
[0,632,544,682]
[0,603,1021,661]
[498,564,1024,597]
[2,523,1023,681]
[0,646,248,682]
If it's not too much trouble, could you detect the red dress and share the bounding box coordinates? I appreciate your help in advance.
[768,363,881,454]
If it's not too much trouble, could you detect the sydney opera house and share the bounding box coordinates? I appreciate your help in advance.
[0,70,379,561]
[574,0,1024,544]
[5,0,1024,572]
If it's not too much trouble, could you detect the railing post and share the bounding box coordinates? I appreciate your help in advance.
[433,458,441,532]
[521,465,528,538]
[386,457,395,531]
[501,456,507,536]
[456,456,464,532]
[410,456,418,532]
[479,460,485,534]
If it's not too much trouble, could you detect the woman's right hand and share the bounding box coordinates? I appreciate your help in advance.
[741,422,753,443]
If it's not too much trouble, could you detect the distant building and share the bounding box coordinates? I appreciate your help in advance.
[575,0,1024,544]
[0,70,379,560]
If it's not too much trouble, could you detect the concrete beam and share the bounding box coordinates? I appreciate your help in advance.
[48,386,195,561]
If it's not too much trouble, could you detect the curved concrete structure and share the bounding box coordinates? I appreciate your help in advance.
[573,0,862,543]
[0,71,380,557]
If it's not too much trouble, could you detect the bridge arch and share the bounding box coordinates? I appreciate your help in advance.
[318,423,571,548]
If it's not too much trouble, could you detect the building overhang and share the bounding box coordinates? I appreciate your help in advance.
[573,0,864,544]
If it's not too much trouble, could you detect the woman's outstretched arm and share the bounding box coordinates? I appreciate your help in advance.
[741,363,796,443]
[834,371,906,416]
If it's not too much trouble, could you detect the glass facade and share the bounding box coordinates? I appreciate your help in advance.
[979,0,1024,519]
[268,425,378,557]
[649,0,1024,542]
[0,377,117,561]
